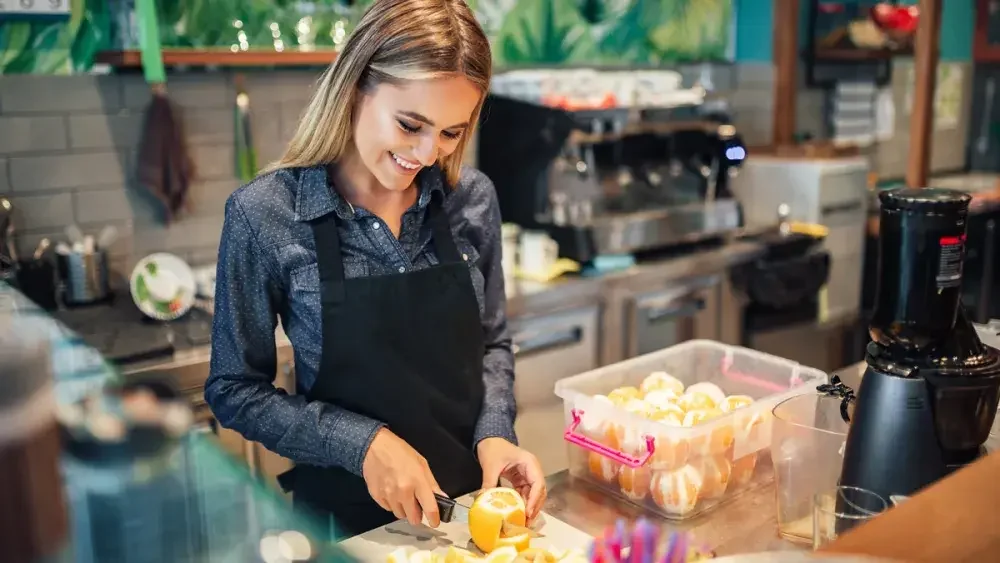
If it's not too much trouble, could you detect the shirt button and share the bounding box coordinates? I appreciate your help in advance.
[372,222,380,230]
[462,253,469,261]
[398,266,406,273]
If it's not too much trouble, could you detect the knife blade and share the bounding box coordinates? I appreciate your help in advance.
[434,493,470,524]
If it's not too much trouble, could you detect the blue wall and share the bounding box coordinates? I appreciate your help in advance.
[734,0,974,63]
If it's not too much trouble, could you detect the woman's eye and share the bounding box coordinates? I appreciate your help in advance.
[397,120,420,134]
[442,130,462,140]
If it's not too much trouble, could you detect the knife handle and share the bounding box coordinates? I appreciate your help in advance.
[434,493,457,523]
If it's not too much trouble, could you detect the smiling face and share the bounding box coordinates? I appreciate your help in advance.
[350,75,482,192]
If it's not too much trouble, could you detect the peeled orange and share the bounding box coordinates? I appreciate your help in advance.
[587,451,621,483]
[650,464,703,516]
[683,408,734,456]
[468,488,530,554]
[692,455,732,499]
[617,465,653,500]
[676,391,716,412]
[685,382,726,405]
[640,371,685,396]
[729,452,758,490]
[607,386,642,405]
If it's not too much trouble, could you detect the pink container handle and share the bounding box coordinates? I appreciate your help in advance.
[563,408,655,468]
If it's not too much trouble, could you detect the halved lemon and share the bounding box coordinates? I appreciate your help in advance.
[485,546,519,563]
[468,488,530,554]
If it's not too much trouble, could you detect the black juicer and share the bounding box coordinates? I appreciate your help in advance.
[839,188,1000,518]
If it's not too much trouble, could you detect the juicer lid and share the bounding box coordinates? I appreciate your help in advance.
[879,187,971,213]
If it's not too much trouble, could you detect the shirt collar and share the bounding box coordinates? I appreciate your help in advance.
[294,164,447,222]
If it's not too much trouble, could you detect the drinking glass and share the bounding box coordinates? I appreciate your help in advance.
[812,485,888,549]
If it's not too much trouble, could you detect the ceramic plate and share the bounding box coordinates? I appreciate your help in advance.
[130,253,196,321]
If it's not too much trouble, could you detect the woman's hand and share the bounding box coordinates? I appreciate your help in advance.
[362,428,445,527]
[477,438,547,521]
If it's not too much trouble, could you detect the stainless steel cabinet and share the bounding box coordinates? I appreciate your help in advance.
[624,275,720,357]
[511,306,600,474]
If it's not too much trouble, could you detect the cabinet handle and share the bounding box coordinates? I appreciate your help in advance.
[512,326,583,358]
[644,297,705,323]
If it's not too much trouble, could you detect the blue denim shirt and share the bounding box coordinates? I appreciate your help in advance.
[205,164,516,477]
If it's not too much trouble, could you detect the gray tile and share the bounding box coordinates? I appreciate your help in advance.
[0,116,68,154]
[10,192,74,230]
[68,113,143,150]
[257,141,286,171]
[0,75,121,113]
[250,103,282,146]
[133,215,226,257]
[121,74,233,110]
[73,187,135,224]
[280,100,308,141]
[0,158,9,194]
[191,145,235,180]
[188,179,239,218]
[9,152,127,192]
[184,107,235,145]
[240,70,321,104]
[735,64,775,87]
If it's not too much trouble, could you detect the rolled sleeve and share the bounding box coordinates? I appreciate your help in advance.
[466,173,518,448]
[205,193,384,475]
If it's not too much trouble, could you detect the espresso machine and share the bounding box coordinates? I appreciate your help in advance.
[477,95,747,263]
[838,188,1000,521]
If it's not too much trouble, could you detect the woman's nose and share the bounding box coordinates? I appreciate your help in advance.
[413,136,438,167]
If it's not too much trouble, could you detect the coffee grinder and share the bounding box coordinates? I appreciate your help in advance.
[838,188,1000,520]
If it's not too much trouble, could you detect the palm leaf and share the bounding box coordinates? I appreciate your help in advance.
[495,0,595,65]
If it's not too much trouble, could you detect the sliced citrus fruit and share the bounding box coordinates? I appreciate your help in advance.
[642,388,679,409]
[485,546,519,563]
[718,394,754,412]
[387,547,411,563]
[607,386,642,405]
[468,488,529,554]
[640,371,685,396]
[676,390,717,412]
[685,382,726,405]
[513,547,558,563]
[445,547,483,563]
[683,407,734,456]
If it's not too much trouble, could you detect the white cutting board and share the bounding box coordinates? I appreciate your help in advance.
[339,494,593,561]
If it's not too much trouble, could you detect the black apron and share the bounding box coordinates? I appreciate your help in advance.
[278,190,485,539]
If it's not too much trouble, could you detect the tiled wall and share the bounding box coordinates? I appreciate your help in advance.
[0,60,975,280]
[0,70,319,277]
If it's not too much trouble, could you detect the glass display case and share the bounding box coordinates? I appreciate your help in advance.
[0,283,356,563]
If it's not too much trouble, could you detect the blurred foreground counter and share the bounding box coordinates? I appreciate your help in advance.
[0,284,355,563]
[820,449,1000,562]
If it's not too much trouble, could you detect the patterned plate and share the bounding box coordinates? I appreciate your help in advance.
[129,253,196,321]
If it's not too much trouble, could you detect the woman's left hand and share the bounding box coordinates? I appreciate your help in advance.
[477,438,547,521]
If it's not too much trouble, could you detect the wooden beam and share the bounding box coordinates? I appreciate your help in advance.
[772,0,799,148]
[906,0,943,188]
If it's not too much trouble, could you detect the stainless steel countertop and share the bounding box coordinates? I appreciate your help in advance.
[541,459,804,557]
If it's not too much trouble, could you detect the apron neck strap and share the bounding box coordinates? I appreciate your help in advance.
[426,193,463,264]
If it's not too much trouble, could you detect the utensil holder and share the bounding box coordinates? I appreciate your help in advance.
[58,250,111,306]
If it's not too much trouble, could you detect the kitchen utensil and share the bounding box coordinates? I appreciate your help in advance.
[812,486,887,549]
[57,249,111,306]
[33,238,51,261]
[771,394,850,544]
[434,493,469,524]
[840,189,1000,526]
[129,253,196,321]
[97,225,119,250]
[16,259,58,311]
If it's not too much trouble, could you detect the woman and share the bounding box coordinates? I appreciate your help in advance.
[205,0,544,539]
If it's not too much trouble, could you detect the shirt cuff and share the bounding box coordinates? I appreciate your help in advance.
[473,407,518,450]
[321,409,386,477]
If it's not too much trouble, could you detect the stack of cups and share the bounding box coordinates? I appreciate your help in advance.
[0,314,69,561]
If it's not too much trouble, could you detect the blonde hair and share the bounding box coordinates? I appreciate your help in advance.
[266,0,492,187]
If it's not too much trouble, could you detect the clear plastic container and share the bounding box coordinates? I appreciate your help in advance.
[553,340,827,520]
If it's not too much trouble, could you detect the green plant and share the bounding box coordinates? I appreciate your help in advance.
[494,0,595,66]
[0,0,109,75]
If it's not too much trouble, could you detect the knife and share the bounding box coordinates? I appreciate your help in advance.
[433,493,542,537]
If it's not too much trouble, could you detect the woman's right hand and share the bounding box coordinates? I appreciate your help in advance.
[362,428,445,527]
